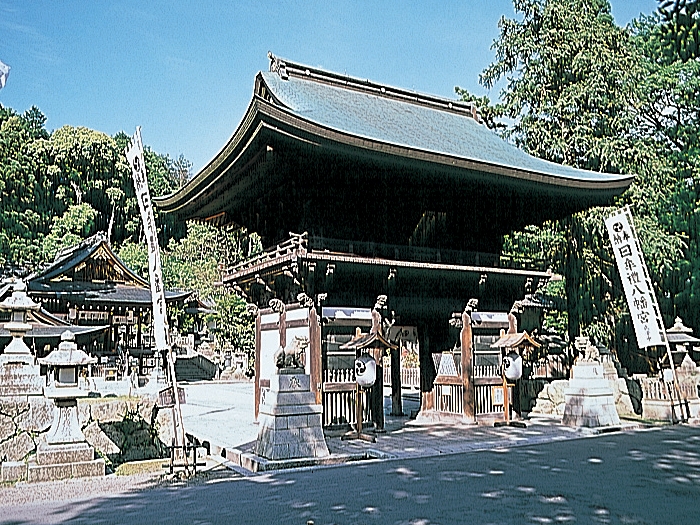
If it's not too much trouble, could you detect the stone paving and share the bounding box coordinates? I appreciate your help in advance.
[179,381,645,473]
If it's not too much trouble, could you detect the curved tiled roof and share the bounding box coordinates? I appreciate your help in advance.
[155,54,634,243]
[259,68,630,185]
[29,232,148,288]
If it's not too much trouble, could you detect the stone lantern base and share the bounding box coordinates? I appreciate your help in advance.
[26,442,105,483]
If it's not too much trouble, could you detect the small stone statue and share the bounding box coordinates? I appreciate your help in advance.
[507,300,523,334]
[582,341,600,362]
[296,292,314,309]
[274,335,309,371]
[370,295,389,335]
[574,335,600,363]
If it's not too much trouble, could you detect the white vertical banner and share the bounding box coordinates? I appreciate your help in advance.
[605,208,665,348]
[0,60,10,89]
[125,127,168,350]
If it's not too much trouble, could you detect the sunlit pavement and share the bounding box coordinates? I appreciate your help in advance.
[178,382,624,464]
[179,381,259,451]
[4,424,700,524]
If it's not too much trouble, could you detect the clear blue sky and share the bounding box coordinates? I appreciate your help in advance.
[0,0,659,174]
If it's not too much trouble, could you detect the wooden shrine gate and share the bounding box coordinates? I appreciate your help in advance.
[255,300,518,426]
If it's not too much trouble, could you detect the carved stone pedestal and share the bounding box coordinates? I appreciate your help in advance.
[254,373,329,460]
[563,362,621,428]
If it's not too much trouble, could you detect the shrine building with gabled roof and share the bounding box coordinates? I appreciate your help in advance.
[25,233,190,369]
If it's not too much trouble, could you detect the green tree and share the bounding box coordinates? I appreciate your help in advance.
[658,0,700,60]
[41,203,97,261]
[0,105,52,267]
[479,0,641,172]
[213,292,255,374]
[631,13,700,332]
[0,101,196,273]
[117,221,260,372]
[457,0,685,368]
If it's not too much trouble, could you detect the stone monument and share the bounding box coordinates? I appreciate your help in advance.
[254,335,329,460]
[562,336,621,428]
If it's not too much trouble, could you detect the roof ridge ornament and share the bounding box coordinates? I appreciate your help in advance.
[268,52,288,80]
[266,51,481,120]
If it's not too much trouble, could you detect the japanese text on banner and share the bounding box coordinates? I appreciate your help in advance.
[125,127,168,351]
[604,210,664,348]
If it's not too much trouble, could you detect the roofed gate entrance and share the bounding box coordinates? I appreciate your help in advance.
[156,54,633,426]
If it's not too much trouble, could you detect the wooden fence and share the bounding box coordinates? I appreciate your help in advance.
[321,354,567,425]
[421,356,505,419]
[639,377,697,401]
[528,355,568,379]
[382,366,420,389]
[321,369,373,427]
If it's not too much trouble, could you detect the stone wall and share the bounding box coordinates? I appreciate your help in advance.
[0,395,170,470]
[0,397,53,462]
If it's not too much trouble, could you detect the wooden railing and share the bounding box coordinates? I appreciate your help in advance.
[474,364,500,378]
[321,368,373,427]
[434,382,463,413]
[225,233,307,276]
[307,236,546,271]
[528,355,569,379]
[475,382,508,415]
[421,362,505,418]
[223,231,547,277]
[639,377,698,401]
[383,366,420,389]
[78,310,109,322]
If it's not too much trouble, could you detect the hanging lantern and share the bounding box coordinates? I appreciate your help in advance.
[355,353,376,389]
[503,351,522,381]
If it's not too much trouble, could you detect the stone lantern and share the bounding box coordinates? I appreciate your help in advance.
[27,330,104,482]
[39,330,96,445]
[0,280,40,364]
[0,281,43,396]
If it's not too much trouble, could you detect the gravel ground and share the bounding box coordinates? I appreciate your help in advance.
[0,472,164,508]
[0,462,241,510]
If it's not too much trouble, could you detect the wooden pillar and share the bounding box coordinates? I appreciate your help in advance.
[254,312,262,421]
[387,274,402,416]
[419,326,435,412]
[461,310,476,423]
[137,308,142,349]
[390,343,403,416]
[107,307,113,353]
[371,346,384,430]
[279,309,287,349]
[309,307,322,404]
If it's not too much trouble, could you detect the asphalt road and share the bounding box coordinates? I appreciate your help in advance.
[4,424,700,525]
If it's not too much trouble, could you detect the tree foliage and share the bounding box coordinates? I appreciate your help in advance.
[41,203,97,262]
[0,104,188,268]
[457,0,695,373]
[117,221,262,372]
[658,0,700,60]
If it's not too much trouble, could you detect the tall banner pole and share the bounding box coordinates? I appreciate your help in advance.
[605,206,686,422]
[125,127,190,468]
